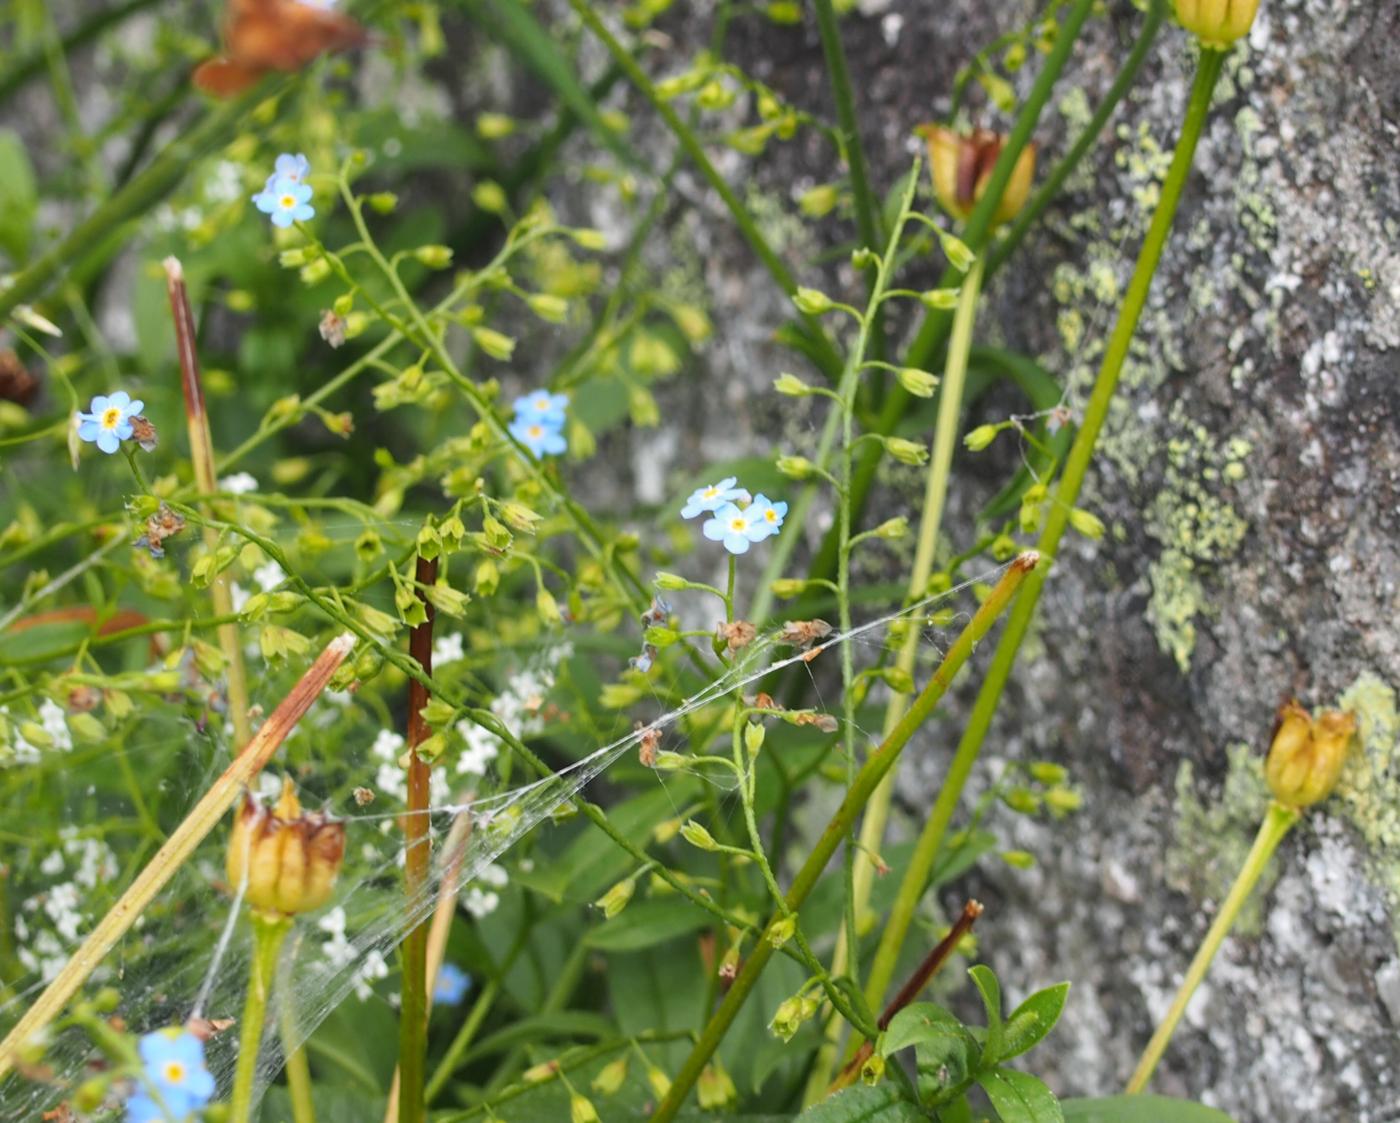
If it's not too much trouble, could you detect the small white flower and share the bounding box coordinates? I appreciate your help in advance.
[354,948,390,1000]
[38,700,72,752]
[478,862,508,888]
[39,851,64,876]
[454,720,499,776]
[371,730,405,761]
[252,561,285,592]
[433,633,465,666]
[219,471,259,495]
[463,888,499,919]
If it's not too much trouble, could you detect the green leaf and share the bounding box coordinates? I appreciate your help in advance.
[882,1002,966,1057]
[0,129,37,263]
[795,1083,924,1121]
[979,1068,1064,1123]
[1000,981,1070,1060]
[968,964,1005,1060]
[584,898,712,951]
[1061,1096,1238,1123]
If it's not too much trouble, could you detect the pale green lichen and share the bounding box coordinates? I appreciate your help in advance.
[1143,406,1251,670]
[1168,742,1276,936]
[1331,675,1400,944]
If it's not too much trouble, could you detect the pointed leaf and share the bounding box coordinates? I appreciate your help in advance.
[968,964,1004,1059]
[1000,981,1070,1060]
[979,1068,1064,1123]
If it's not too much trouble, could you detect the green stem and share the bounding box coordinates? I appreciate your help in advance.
[806,253,985,1103]
[565,0,844,381]
[648,555,1038,1121]
[793,0,1098,613]
[1126,801,1299,1091]
[280,994,318,1123]
[810,0,881,255]
[726,555,737,623]
[861,47,1228,1016]
[230,914,293,1123]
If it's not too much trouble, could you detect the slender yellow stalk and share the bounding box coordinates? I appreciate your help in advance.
[0,634,355,1078]
[1126,801,1298,1092]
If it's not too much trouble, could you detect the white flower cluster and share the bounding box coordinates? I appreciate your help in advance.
[17,830,118,981]
[369,729,450,807]
[464,862,509,919]
[452,645,572,778]
[317,906,391,1001]
[1,700,73,766]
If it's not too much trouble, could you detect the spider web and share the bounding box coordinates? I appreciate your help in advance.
[0,560,1013,1119]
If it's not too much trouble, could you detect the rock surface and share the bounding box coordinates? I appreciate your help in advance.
[601,0,1400,1119]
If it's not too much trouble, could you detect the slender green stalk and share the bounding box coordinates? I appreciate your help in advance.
[0,0,163,104]
[280,995,318,1123]
[424,977,504,1101]
[565,0,844,380]
[1127,801,1299,1091]
[166,257,253,750]
[805,253,986,1103]
[795,0,1098,607]
[862,47,1229,1016]
[230,914,293,1123]
[649,554,1038,1121]
[810,0,881,254]
[397,556,439,1123]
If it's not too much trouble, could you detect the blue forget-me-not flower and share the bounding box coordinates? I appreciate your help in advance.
[76,391,144,454]
[509,416,567,458]
[266,153,310,189]
[508,388,567,457]
[253,177,315,228]
[745,494,788,541]
[126,1027,215,1121]
[434,963,472,1006]
[703,502,769,555]
[680,477,750,520]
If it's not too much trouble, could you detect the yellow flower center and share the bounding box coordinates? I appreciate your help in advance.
[101,407,123,430]
[703,488,719,499]
[528,425,543,438]
[163,1060,186,1084]
[280,194,296,209]
[764,510,778,522]
[535,395,550,409]
[729,517,746,532]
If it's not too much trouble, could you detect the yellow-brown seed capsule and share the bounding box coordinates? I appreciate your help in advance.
[227,776,345,916]
[1264,701,1356,809]
[1175,0,1261,48]
[918,125,1036,227]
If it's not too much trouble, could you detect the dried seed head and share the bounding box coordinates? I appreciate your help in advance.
[1265,700,1356,809]
[226,776,346,916]
[778,619,832,649]
[715,619,757,655]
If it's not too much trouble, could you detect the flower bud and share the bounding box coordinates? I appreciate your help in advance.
[861,1053,886,1085]
[884,437,928,466]
[769,995,807,1042]
[793,287,834,315]
[1175,0,1261,48]
[773,372,812,396]
[680,820,719,851]
[697,1062,737,1109]
[413,245,454,269]
[776,455,816,479]
[1265,701,1355,809]
[591,1055,628,1095]
[919,125,1036,227]
[919,288,960,310]
[646,1066,672,1099]
[767,915,796,948]
[570,1093,600,1123]
[873,516,909,540]
[964,423,1002,452]
[226,777,345,917]
[895,367,939,398]
[595,877,635,919]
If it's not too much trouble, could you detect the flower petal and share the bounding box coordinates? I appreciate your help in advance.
[96,430,120,453]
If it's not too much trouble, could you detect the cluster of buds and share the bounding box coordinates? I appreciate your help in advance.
[226,776,346,916]
[1265,701,1356,810]
[919,125,1036,227]
[770,990,821,1042]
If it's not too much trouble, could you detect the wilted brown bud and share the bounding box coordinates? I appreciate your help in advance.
[1265,701,1356,809]
[1175,0,1261,48]
[227,777,345,916]
[918,125,1036,227]
[318,309,347,348]
[128,415,158,452]
[715,620,757,655]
